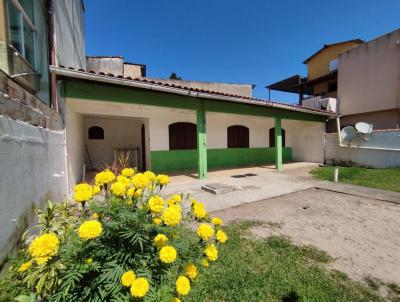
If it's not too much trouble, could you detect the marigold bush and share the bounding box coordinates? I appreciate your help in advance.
[0,168,228,301]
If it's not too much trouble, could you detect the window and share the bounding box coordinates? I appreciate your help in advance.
[328,81,337,93]
[169,122,197,150]
[227,125,249,148]
[6,0,36,68]
[88,126,104,140]
[269,128,286,147]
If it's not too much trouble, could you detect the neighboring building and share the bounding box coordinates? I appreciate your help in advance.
[84,56,254,98]
[267,29,400,132]
[0,0,84,265]
[336,29,400,131]
[266,39,363,107]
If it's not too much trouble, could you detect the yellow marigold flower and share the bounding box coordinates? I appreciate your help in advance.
[95,170,116,186]
[127,188,134,197]
[132,173,150,189]
[127,188,142,198]
[117,175,131,187]
[144,171,156,182]
[121,270,136,287]
[176,276,190,296]
[167,199,175,207]
[191,199,197,206]
[205,243,218,261]
[216,230,228,243]
[86,258,93,263]
[130,277,149,298]
[193,202,207,219]
[184,263,198,281]
[201,258,209,267]
[110,181,126,197]
[159,245,177,264]
[92,212,99,220]
[152,217,162,225]
[35,256,50,265]
[121,167,135,177]
[127,200,133,205]
[148,195,164,213]
[74,183,93,203]
[134,189,142,198]
[197,224,214,241]
[92,185,101,195]
[77,220,102,240]
[154,234,168,248]
[172,298,181,302]
[211,217,223,226]
[172,194,182,202]
[162,206,181,226]
[156,174,169,186]
[18,260,32,272]
[28,233,59,258]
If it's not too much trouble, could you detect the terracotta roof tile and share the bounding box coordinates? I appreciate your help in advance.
[53,65,334,115]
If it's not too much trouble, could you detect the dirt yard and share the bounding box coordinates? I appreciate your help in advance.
[212,188,400,285]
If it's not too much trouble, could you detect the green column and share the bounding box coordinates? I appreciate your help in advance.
[275,117,283,171]
[197,103,207,179]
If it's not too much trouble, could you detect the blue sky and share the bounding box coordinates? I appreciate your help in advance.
[84,0,400,103]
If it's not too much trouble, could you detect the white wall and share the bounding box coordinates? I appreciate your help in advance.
[65,102,84,189]
[207,112,274,148]
[66,99,326,168]
[325,131,400,168]
[55,0,86,69]
[0,115,68,263]
[83,116,147,169]
[283,120,325,163]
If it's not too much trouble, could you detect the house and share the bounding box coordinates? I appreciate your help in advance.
[266,39,363,107]
[267,29,400,132]
[0,0,85,265]
[336,29,400,131]
[0,0,334,265]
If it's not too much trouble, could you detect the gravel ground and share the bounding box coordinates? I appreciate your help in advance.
[212,188,400,285]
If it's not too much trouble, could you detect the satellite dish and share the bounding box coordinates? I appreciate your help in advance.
[355,122,372,134]
[341,126,357,142]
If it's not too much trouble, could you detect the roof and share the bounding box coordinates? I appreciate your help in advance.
[266,75,311,94]
[50,65,335,117]
[303,39,364,64]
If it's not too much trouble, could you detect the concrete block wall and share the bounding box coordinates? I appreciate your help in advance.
[0,116,68,265]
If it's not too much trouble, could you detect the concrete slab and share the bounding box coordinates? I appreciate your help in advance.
[162,165,316,212]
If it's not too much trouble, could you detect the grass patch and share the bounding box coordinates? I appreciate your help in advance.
[310,166,400,192]
[188,221,382,302]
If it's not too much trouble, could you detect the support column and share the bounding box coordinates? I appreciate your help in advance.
[197,103,207,179]
[275,117,283,171]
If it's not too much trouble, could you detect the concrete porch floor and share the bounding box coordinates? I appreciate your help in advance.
[162,162,320,212]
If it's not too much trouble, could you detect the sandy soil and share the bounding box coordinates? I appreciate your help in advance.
[212,188,400,285]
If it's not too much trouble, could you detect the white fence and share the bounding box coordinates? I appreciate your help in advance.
[325,130,400,168]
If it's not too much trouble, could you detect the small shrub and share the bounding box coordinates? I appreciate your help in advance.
[0,169,228,301]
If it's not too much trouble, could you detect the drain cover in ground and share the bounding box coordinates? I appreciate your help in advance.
[201,183,236,195]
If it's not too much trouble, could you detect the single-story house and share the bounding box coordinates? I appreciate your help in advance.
[51,65,335,189]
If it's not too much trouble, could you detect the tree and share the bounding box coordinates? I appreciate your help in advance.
[169,72,182,80]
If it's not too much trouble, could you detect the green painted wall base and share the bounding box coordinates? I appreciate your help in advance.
[151,147,292,173]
